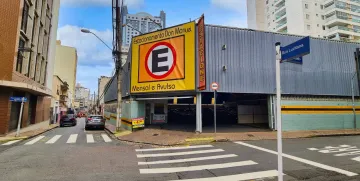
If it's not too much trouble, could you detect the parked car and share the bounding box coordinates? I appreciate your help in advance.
[60,114,77,127]
[85,115,105,130]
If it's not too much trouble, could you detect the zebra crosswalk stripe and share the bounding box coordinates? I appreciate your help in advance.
[139,160,258,174]
[137,149,224,158]
[24,136,45,145]
[46,135,62,144]
[2,140,21,146]
[138,154,238,165]
[135,145,213,152]
[101,134,112,142]
[87,134,94,143]
[66,134,78,143]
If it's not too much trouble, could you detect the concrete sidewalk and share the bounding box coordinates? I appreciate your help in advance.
[116,128,360,146]
[0,121,58,143]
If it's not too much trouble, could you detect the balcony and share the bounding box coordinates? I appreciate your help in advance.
[327,25,360,37]
[274,0,285,7]
[275,2,285,13]
[275,10,286,22]
[276,20,287,31]
[60,95,68,102]
[324,1,360,15]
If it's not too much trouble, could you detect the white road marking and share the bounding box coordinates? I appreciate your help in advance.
[138,154,238,165]
[136,149,224,158]
[87,134,94,143]
[168,170,280,181]
[2,140,21,145]
[139,160,257,174]
[135,145,213,152]
[235,142,358,177]
[307,148,319,151]
[66,134,78,144]
[45,135,62,144]
[24,136,45,145]
[101,134,112,142]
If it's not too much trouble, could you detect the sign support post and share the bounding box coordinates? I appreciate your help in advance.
[275,42,283,181]
[211,82,219,137]
[16,97,25,137]
[214,90,216,136]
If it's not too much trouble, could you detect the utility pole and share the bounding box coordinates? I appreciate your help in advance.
[113,0,124,131]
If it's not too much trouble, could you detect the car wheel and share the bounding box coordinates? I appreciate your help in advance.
[60,124,63,127]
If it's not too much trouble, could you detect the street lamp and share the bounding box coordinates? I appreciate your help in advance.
[122,24,143,35]
[80,28,112,51]
[144,16,162,29]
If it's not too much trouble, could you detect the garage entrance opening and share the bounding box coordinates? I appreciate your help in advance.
[202,93,270,133]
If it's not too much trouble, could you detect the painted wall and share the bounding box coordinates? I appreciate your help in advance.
[54,42,77,106]
[281,98,360,131]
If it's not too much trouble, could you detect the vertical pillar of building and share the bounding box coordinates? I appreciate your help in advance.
[21,93,30,128]
[150,102,154,124]
[196,92,202,133]
[0,88,12,135]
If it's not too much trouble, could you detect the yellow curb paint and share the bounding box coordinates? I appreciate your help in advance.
[185,137,215,142]
[0,136,28,143]
[115,131,132,137]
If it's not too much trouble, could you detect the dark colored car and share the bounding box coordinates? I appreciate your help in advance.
[60,114,77,127]
[85,115,105,130]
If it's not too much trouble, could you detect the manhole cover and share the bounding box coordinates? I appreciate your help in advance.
[247,134,254,137]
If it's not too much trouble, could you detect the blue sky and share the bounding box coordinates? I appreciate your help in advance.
[57,0,248,94]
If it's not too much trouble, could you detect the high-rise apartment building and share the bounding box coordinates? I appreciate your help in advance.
[247,0,360,42]
[75,84,90,108]
[0,0,60,135]
[121,6,166,46]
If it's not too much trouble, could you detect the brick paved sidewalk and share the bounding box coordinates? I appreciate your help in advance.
[117,128,360,146]
[0,121,58,143]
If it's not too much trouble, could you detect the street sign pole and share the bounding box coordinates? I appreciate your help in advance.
[211,82,219,137]
[16,97,25,137]
[275,42,283,181]
[214,90,216,136]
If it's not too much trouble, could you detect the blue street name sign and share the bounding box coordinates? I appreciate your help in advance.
[10,97,27,102]
[281,36,310,63]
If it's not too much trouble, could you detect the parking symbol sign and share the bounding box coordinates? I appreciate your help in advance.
[145,42,176,79]
[138,35,185,83]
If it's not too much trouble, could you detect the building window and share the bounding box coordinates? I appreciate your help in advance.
[306,14,310,19]
[16,38,26,73]
[315,3,317,6]
[307,24,311,30]
[321,5,324,9]
[322,25,326,30]
[322,15,324,20]
[317,24,319,27]
[21,1,29,33]
[305,4,308,9]
[316,14,318,17]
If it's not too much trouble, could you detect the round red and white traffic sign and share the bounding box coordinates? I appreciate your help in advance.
[211,82,219,91]
[145,42,177,79]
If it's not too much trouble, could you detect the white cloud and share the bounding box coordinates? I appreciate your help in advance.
[210,0,247,13]
[61,0,144,8]
[57,25,115,93]
[57,25,113,66]
[76,64,114,92]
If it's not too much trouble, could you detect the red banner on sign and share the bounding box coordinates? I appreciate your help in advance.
[197,15,206,90]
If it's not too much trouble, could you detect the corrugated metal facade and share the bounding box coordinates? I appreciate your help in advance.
[111,24,360,100]
[203,25,359,96]
[104,75,117,103]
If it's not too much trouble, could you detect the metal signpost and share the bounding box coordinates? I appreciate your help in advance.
[276,36,310,181]
[211,82,219,136]
[10,97,27,137]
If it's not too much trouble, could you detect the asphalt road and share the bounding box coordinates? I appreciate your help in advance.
[2,121,360,181]
[0,118,140,181]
